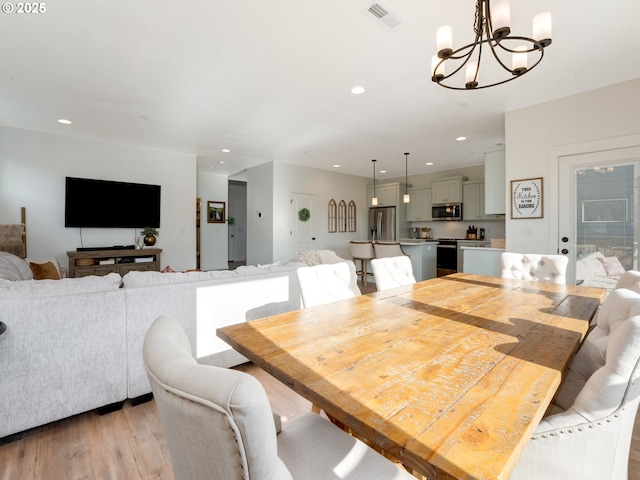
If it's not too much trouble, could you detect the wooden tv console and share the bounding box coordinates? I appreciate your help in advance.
[67,248,162,278]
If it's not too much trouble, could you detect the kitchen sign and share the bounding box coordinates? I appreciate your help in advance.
[511,177,543,219]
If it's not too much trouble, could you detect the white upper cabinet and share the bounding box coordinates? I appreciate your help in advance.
[431,176,467,204]
[484,149,506,214]
[406,188,432,221]
[366,183,399,207]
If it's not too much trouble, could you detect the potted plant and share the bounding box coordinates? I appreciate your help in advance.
[140,227,159,246]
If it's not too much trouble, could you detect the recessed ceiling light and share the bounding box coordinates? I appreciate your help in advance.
[333,164,341,168]
[426,162,434,166]
[221,148,231,153]
[218,160,225,165]
[57,118,72,125]
[456,136,467,141]
[350,86,366,95]
[380,170,387,174]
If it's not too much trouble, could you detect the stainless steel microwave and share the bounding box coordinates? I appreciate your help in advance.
[431,203,463,221]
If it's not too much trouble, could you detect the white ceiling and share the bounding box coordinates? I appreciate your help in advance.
[2,0,639,180]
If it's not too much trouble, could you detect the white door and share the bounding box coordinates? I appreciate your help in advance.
[289,194,314,258]
[557,147,640,285]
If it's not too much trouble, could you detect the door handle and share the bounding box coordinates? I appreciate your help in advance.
[561,237,569,243]
[561,248,569,254]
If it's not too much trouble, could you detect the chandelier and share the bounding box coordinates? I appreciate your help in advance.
[431,0,552,90]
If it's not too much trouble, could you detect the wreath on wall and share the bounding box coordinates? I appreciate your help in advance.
[298,208,310,222]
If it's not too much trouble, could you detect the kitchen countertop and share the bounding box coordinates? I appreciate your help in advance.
[398,238,439,244]
[460,246,505,251]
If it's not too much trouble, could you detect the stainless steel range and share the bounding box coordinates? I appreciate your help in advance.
[436,238,461,276]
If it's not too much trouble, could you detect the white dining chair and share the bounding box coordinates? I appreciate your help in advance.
[350,240,375,286]
[371,256,416,291]
[510,287,640,479]
[615,269,640,291]
[500,252,569,284]
[373,242,408,259]
[143,315,417,480]
[295,261,361,308]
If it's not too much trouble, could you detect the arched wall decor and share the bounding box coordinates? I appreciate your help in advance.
[348,201,356,232]
[328,199,337,233]
[328,199,357,233]
[338,200,347,232]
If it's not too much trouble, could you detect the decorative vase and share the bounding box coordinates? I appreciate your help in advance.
[143,235,157,247]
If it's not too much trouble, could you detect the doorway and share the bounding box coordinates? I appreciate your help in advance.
[289,193,314,258]
[557,146,640,285]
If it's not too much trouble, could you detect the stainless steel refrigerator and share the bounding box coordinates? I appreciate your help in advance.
[368,206,396,242]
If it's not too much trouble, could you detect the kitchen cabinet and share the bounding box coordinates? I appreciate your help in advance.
[456,240,490,272]
[399,241,438,281]
[406,187,432,221]
[485,149,506,214]
[431,176,467,204]
[366,183,399,207]
[461,246,504,277]
[463,181,504,220]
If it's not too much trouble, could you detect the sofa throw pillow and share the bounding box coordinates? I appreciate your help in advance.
[598,256,626,277]
[28,257,61,280]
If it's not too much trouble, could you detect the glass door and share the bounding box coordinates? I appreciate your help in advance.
[558,147,640,286]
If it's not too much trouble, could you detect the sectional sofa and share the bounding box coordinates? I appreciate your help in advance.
[0,251,352,439]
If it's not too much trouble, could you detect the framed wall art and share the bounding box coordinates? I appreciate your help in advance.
[207,201,226,224]
[511,177,543,219]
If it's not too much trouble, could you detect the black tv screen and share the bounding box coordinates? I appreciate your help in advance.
[65,177,161,228]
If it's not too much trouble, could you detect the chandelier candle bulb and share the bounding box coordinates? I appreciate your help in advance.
[432,55,445,80]
[533,11,552,47]
[437,25,453,58]
[512,46,528,75]
[491,0,511,38]
[465,61,479,89]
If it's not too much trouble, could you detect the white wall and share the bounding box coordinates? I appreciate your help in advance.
[246,162,274,266]
[246,162,367,263]
[197,171,229,270]
[505,78,640,253]
[0,126,197,271]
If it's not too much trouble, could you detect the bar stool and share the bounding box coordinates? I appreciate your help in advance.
[373,242,409,259]
[350,241,375,286]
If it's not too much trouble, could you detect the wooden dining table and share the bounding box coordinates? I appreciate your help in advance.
[217,273,605,480]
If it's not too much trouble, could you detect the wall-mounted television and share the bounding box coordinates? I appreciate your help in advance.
[65,177,161,228]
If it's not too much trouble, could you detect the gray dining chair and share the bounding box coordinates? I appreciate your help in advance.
[143,314,416,480]
[510,287,640,479]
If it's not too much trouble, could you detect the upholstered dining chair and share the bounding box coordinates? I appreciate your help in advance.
[371,256,416,291]
[500,252,569,284]
[349,241,375,286]
[143,314,416,480]
[510,287,640,479]
[615,269,640,291]
[296,261,361,308]
[373,242,408,259]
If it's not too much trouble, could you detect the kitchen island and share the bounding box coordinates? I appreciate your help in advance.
[398,240,438,281]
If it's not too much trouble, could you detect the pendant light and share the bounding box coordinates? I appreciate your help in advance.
[403,152,410,203]
[371,159,378,206]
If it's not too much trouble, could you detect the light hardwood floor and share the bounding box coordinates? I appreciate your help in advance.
[0,361,639,480]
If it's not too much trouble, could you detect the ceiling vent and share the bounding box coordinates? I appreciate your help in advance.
[364,2,405,29]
